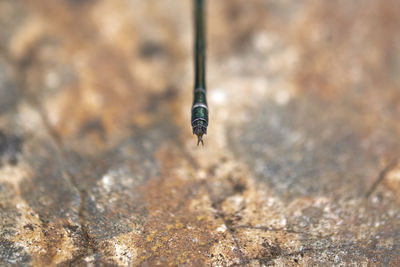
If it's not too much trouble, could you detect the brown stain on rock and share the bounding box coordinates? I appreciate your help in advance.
[20,0,186,152]
[34,221,78,265]
[1,0,400,265]
[292,0,400,100]
[135,146,218,266]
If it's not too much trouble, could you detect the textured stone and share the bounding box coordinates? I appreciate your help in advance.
[0,0,399,266]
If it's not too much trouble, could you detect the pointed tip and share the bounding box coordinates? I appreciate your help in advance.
[197,135,204,146]
[192,120,207,146]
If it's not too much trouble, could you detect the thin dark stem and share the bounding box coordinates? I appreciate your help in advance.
[191,0,209,145]
[194,0,206,89]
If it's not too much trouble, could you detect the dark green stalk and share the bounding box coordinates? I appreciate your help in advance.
[191,0,208,146]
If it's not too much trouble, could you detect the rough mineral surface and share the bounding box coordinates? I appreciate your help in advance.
[0,0,399,266]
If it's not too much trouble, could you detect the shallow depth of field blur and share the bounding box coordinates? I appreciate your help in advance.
[0,0,399,266]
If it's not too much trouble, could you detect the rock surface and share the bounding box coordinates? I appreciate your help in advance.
[0,0,400,266]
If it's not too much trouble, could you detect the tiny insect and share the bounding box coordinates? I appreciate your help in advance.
[191,0,209,146]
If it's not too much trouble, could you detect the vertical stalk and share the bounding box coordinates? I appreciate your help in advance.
[191,0,209,146]
[194,0,206,89]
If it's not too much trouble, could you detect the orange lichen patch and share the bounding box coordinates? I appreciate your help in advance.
[33,221,78,266]
[135,147,214,265]
[9,201,78,266]
[232,228,301,262]
[134,146,238,266]
[99,232,139,266]
[0,165,77,266]
[7,202,44,259]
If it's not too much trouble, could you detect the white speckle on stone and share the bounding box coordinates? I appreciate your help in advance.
[267,197,276,207]
[16,203,25,209]
[372,196,379,204]
[210,89,227,105]
[84,255,95,263]
[46,71,60,89]
[197,170,207,180]
[274,90,291,106]
[101,173,114,192]
[253,32,277,52]
[216,224,227,233]
[315,197,330,207]
[114,243,134,266]
[96,203,105,212]
[231,195,243,207]
[323,205,331,213]
[334,255,340,263]
[280,218,287,227]
[299,220,308,228]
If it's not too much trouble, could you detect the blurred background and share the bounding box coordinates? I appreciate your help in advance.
[0,0,399,266]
